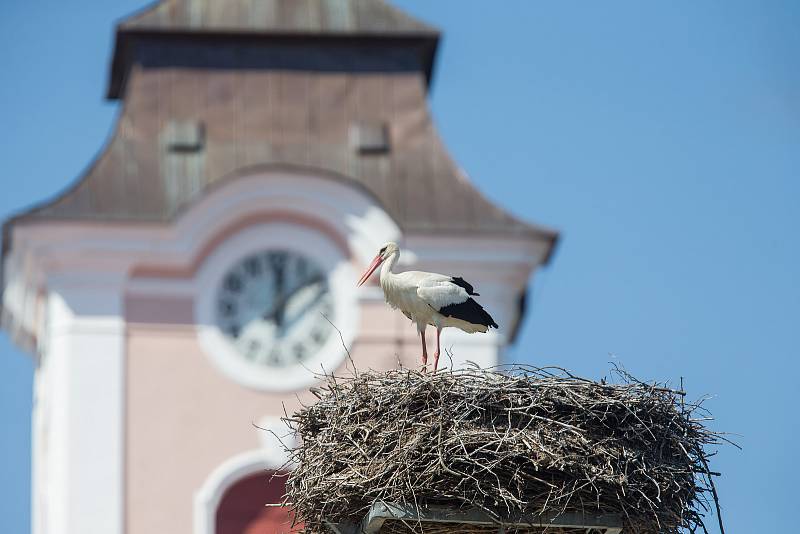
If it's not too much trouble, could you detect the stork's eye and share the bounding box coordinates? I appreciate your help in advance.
[379,246,387,255]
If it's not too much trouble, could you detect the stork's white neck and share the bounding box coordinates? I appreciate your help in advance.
[379,249,400,287]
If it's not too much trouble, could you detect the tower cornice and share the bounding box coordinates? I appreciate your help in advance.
[108,0,441,99]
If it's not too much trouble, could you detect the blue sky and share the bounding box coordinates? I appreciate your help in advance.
[1,1,798,532]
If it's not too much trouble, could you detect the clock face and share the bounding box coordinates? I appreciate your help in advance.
[214,250,335,368]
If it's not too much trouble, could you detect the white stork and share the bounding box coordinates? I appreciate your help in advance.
[357,242,498,371]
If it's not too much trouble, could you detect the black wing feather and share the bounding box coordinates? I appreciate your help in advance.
[438,297,498,329]
[450,276,480,296]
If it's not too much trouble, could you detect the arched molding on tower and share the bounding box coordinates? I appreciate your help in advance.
[193,447,288,534]
[124,166,404,288]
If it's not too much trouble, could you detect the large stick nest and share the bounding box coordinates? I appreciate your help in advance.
[283,366,725,533]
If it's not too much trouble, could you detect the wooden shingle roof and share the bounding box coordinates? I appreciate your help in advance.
[108,0,440,98]
[119,0,439,35]
[17,70,556,243]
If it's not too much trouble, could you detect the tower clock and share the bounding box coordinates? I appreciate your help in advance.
[215,249,335,369]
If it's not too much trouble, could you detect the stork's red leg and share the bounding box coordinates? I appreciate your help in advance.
[433,328,442,371]
[420,328,429,371]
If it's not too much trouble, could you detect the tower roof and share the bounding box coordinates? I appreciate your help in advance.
[119,0,439,35]
[108,0,440,98]
[5,0,557,258]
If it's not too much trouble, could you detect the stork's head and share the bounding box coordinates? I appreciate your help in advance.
[357,242,399,287]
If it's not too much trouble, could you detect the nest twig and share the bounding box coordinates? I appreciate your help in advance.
[282,365,726,533]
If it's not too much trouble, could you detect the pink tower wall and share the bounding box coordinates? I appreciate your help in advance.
[124,295,422,534]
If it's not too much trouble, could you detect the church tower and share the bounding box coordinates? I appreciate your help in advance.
[1,1,557,533]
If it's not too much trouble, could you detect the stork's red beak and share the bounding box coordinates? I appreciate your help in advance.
[357,254,384,287]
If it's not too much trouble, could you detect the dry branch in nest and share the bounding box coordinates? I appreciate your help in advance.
[282,366,726,533]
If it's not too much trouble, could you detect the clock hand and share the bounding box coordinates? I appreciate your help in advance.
[279,282,327,335]
[274,272,285,327]
[275,302,285,330]
[262,274,324,328]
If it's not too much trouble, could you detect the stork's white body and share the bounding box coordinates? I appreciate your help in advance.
[359,243,498,370]
[380,270,488,334]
